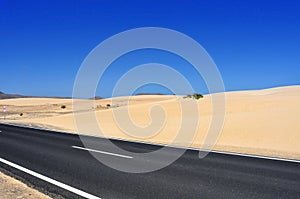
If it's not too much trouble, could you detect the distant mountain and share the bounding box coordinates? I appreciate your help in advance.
[0,91,73,99]
[0,91,25,99]
[93,96,103,100]
[88,96,103,100]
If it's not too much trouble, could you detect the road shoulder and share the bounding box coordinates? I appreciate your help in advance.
[0,171,51,199]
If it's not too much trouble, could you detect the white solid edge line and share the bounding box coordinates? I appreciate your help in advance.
[0,158,101,199]
[72,146,133,159]
[1,122,300,163]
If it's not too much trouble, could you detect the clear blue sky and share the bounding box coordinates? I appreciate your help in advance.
[0,0,299,97]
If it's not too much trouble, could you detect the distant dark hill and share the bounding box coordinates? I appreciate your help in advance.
[93,96,103,100]
[89,96,103,100]
[0,91,73,100]
[0,91,25,99]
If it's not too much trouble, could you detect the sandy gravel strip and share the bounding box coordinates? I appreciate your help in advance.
[0,171,51,199]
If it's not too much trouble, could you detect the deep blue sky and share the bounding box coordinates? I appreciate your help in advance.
[0,0,299,97]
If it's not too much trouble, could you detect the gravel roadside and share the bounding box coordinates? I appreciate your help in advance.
[0,171,51,199]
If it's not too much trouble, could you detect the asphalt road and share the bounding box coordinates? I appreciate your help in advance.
[0,123,300,199]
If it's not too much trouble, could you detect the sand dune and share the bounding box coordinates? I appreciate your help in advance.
[1,85,300,160]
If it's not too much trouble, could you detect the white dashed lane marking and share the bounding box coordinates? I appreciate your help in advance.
[72,146,133,159]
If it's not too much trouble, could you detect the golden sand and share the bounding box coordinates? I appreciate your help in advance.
[1,85,300,160]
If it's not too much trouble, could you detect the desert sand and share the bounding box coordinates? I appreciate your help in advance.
[0,171,50,199]
[1,85,300,160]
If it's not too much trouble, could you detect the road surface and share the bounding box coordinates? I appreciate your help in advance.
[0,123,299,199]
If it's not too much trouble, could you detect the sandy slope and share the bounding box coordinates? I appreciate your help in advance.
[1,85,300,159]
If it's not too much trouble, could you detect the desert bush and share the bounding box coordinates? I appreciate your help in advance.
[184,93,203,100]
[193,93,203,100]
[19,113,23,116]
[61,105,66,109]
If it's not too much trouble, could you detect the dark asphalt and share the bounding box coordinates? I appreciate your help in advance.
[0,123,300,199]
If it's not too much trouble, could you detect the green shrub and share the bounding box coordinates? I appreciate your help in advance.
[184,93,203,100]
[193,93,203,100]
